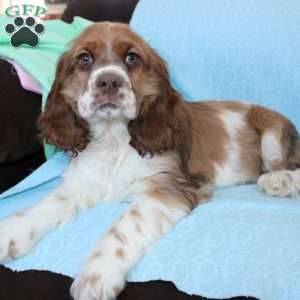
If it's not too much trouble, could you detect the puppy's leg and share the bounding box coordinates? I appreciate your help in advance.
[71,186,211,300]
[251,106,300,197]
[0,181,99,262]
[258,131,300,197]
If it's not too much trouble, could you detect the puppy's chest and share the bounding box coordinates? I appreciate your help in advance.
[67,136,157,202]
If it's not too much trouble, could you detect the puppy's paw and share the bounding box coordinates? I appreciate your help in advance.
[71,256,125,300]
[0,214,38,261]
[258,170,300,198]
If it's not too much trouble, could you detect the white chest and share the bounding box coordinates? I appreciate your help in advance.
[62,123,168,203]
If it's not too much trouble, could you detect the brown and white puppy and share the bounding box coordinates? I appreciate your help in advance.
[0,22,299,300]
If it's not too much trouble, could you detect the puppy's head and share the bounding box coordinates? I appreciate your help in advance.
[39,22,185,154]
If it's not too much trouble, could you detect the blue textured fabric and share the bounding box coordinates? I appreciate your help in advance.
[131,0,300,130]
[1,1,300,300]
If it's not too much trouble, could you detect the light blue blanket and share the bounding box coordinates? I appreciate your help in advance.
[1,1,300,300]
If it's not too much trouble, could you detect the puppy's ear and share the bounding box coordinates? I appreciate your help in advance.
[128,48,191,159]
[38,52,90,154]
[128,93,173,157]
[128,88,191,163]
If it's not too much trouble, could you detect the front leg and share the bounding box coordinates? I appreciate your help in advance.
[0,182,99,262]
[71,186,211,300]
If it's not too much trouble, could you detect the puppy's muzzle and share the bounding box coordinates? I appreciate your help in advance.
[96,73,124,96]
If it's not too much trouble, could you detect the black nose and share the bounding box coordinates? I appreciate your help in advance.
[96,73,123,95]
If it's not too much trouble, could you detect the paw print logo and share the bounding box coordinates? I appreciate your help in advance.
[5,16,44,48]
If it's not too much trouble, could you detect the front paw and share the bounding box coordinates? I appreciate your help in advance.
[71,259,125,300]
[0,215,37,262]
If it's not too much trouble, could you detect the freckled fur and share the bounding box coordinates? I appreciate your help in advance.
[29,230,35,241]
[130,209,141,218]
[115,248,125,258]
[110,227,127,245]
[15,211,25,217]
[8,240,18,259]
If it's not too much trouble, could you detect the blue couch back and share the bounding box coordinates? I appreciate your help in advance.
[131,0,300,129]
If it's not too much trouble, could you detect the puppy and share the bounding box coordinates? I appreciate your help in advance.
[0,22,299,300]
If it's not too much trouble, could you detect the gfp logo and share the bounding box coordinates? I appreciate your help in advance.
[5,4,46,18]
[4,5,46,48]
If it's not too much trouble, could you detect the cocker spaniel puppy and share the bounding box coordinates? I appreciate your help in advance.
[0,22,299,300]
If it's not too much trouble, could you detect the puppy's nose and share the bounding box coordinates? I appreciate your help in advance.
[96,73,123,95]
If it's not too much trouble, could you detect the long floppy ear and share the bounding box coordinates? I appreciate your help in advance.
[129,90,191,161]
[128,50,191,161]
[38,52,90,154]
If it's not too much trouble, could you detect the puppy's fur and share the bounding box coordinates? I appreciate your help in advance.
[0,22,299,300]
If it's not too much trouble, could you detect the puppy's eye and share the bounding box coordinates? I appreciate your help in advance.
[125,52,139,67]
[78,52,93,67]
